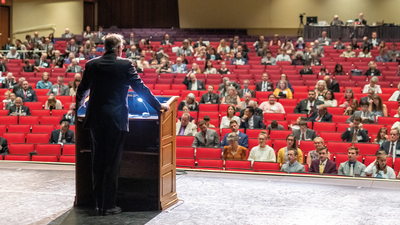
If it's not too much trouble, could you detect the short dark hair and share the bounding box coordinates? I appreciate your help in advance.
[359,100,369,106]
[246,106,255,115]
[308,90,316,94]
[198,120,207,127]
[61,121,70,128]
[288,149,298,156]
[348,146,359,155]
[229,120,238,125]
[104,34,123,52]
[353,116,362,122]
[270,120,278,128]
[299,121,307,127]
[203,115,211,121]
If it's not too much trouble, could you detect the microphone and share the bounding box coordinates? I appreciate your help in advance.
[137,97,150,118]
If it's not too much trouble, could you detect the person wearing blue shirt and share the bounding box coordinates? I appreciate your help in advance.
[375,49,389,62]
[171,57,188,74]
[36,72,52,89]
[221,120,248,150]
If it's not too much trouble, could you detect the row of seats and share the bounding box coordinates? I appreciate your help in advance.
[0,124,75,134]
[2,154,75,163]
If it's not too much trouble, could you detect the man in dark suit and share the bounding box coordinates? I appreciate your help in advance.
[160,34,174,45]
[60,103,76,125]
[238,101,263,120]
[0,57,8,73]
[0,136,9,156]
[34,53,51,70]
[299,63,313,75]
[234,45,249,60]
[49,121,75,144]
[193,37,206,49]
[294,90,324,114]
[15,81,38,103]
[7,97,31,116]
[61,28,74,38]
[341,117,369,143]
[239,107,266,130]
[309,147,337,174]
[324,76,340,93]
[1,72,17,89]
[307,104,332,122]
[355,13,367,25]
[218,77,241,91]
[293,121,317,141]
[76,34,169,215]
[12,77,32,93]
[370,31,380,47]
[183,73,205,90]
[255,73,274,92]
[221,120,248,150]
[237,79,254,98]
[199,85,220,104]
[380,128,400,158]
[1,37,13,51]
[360,89,374,104]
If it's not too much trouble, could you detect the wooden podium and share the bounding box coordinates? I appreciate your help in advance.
[74,96,179,211]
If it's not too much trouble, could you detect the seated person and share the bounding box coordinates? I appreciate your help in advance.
[192,120,219,148]
[363,78,382,94]
[5,93,16,110]
[388,83,400,101]
[364,61,381,76]
[237,92,252,110]
[239,106,266,129]
[255,73,274,92]
[248,131,276,164]
[338,146,366,177]
[238,80,254,99]
[218,77,241,91]
[176,113,197,136]
[199,85,220,104]
[1,72,17,89]
[324,90,337,107]
[340,46,356,58]
[7,97,31,116]
[36,72,52,89]
[299,63,313,75]
[22,59,34,72]
[239,101,263,119]
[49,121,75,144]
[358,46,372,58]
[294,90,324,114]
[341,117,369,143]
[375,49,389,62]
[365,151,396,179]
[220,105,241,130]
[218,61,231,74]
[203,115,215,128]
[369,94,388,117]
[307,104,333,122]
[178,106,195,122]
[183,73,205,90]
[60,103,76,125]
[290,116,307,131]
[230,52,247,65]
[0,135,9,156]
[156,59,171,74]
[333,37,345,49]
[379,128,400,157]
[324,76,340,93]
[47,76,70,96]
[178,93,199,111]
[291,52,304,65]
[171,57,188,74]
[221,86,241,106]
[223,132,248,161]
[261,51,276,65]
[314,80,327,101]
[339,88,356,108]
[44,95,62,110]
[6,48,20,59]
[306,137,330,167]
[293,121,317,141]
[374,127,389,146]
[267,120,284,130]
[309,147,337,174]
[280,149,306,173]
[333,63,345,76]
[34,53,51,70]
[15,81,37,102]
[276,49,291,62]
[221,120,248,149]
[273,80,293,99]
[346,100,374,124]
[259,94,285,114]
[277,134,303,166]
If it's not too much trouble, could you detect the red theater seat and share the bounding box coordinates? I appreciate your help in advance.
[3,133,26,144]
[225,160,252,171]
[253,162,280,172]
[31,125,55,133]
[0,116,18,125]
[26,133,49,144]
[318,132,343,142]
[196,148,222,160]
[31,110,51,116]
[176,147,195,159]
[35,144,62,156]
[269,130,292,140]
[4,155,31,161]
[19,116,40,125]
[354,143,380,155]
[196,159,224,170]
[176,136,194,147]
[31,155,58,162]
[8,144,35,154]
[59,155,75,163]
[24,102,43,110]
[7,125,31,133]
[62,144,76,155]
[273,139,288,151]
[313,122,337,132]
[51,110,69,116]
[176,158,195,168]
[40,116,62,125]
[327,142,352,154]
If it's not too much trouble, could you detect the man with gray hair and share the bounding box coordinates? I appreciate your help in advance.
[51,50,64,65]
[238,92,253,110]
[6,48,20,59]
[1,72,17,89]
[318,31,332,46]
[218,77,240,91]
[66,58,82,73]
[76,33,169,215]
[176,39,192,56]
[62,28,73,38]
[176,113,197,136]
[330,15,344,26]
[312,40,324,54]
[237,79,254,98]
[239,100,263,120]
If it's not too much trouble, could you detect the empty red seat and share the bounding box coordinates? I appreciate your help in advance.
[363,124,385,134]
[31,125,55,133]
[59,155,75,163]
[8,143,35,154]
[4,155,30,161]
[246,129,266,139]
[354,143,380,155]
[327,107,344,115]
[377,117,399,125]
[35,144,62,156]
[162,90,181,96]
[24,102,43,110]
[225,160,252,171]
[327,142,352,154]
[176,147,195,158]
[269,130,292,140]
[253,162,280,172]
[332,115,350,123]
[31,110,51,116]
[19,116,40,125]
[51,110,69,116]
[286,113,306,121]
[196,148,222,160]
[26,133,49,144]
[40,116,62,125]
[318,132,343,142]
[7,125,31,133]
[273,139,288,151]
[176,136,194,147]
[0,116,18,125]
[313,122,337,132]
[0,124,6,133]
[62,144,76,155]
[196,159,224,170]
[198,111,219,120]
[31,155,58,162]
[176,158,195,168]
[263,113,285,121]
[299,141,315,152]
[3,133,26,143]
[199,104,219,112]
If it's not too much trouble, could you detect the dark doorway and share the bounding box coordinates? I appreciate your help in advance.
[84,2,95,31]
[0,6,10,47]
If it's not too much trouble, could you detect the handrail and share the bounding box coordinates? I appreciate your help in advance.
[13,24,56,37]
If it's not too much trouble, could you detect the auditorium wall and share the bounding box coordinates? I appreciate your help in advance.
[12,0,83,41]
[178,0,400,36]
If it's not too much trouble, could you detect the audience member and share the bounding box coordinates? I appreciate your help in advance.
[309,147,337,174]
[231,52,247,65]
[290,116,307,131]
[350,38,360,50]
[309,53,321,66]
[22,59,34,72]
[330,15,344,26]
[346,100,374,124]
[275,49,291,62]
[259,94,285,114]
[217,39,230,54]
[341,117,369,143]
[183,71,205,90]
[379,128,400,158]
[343,99,359,116]
[293,120,316,141]
[374,127,389,146]
[291,52,305,65]
[2,37,13,50]
[221,120,248,149]
[314,80,328,100]
[370,31,380,47]
[202,115,215,128]
[1,72,17,89]
[60,103,76,125]
[155,59,171,73]
[45,95,62,110]
[295,37,305,49]
[369,94,387,117]
[308,104,332,122]
[192,120,219,148]
[171,57,188,74]
[339,88,356,107]
[223,132,247,161]
[0,135,9,156]
[136,56,149,71]
[393,107,400,118]
[340,45,356,58]
[66,58,82,73]
[375,49,389,62]
[280,149,306,173]
[294,90,324,114]
[306,137,328,167]
[363,80,381,96]
[62,28,73,38]
[34,53,51,70]
[12,77,32,93]
[176,39,192,56]
[203,60,217,74]
[49,121,75,144]
[248,131,276,164]
[7,97,31,116]
[270,34,281,46]
[237,79,254,98]
[267,120,284,130]
[312,40,324,54]
[387,43,400,58]
[255,73,274,92]
[273,80,293,99]
[358,46,372,58]
[277,134,303,166]
[261,51,276,65]
[178,93,199,111]
[281,39,294,55]
[239,101,263,119]
[69,76,81,97]
[365,151,396,179]
[218,61,231,75]
[221,86,241,106]
[16,81,37,102]
[199,85,220,104]
[338,146,366,177]
[388,52,400,63]
[237,93,252,109]
[323,90,337,107]
[6,48,20,59]
[5,93,15,110]
[333,63,345,76]
[2,90,11,107]
[364,62,381,76]
[206,48,222,62]
[161,34,174,45]
[176,113,197,136]
[83,26,93,38]
[299,63,313,75]
[333,38,345,49]
[47,76,69,96]
[65,39,78,55]
[220,105,240,130]
[318,31,332,46]
[239,106,265,129]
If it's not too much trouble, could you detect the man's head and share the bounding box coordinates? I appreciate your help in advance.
[10,48,16,55]
[10,93,16,101]
[181,113,190,126]
[244,107,254,119]
[45,38,50,44]
[268,94,276,104]
[60,121,70,134]
[242,79,250,89]
[359,13,364,20]
[15,97,23,108]
[366,88,374,99]
[347,147,359,163]
[353,117,362,129]
[372,31,377,39]
[317,147,329,162]
[262,73,269,82]
[182,39,189,49]
[308,90,316,102]
[41,53,47,61]
[57,76,65,86]
[236,52,242,59]
[70,39,75,45]
[313,137,324,149]
[207,85,214,94]
[130,45,137,53]
[229,120,239,132]
[314,40,319,47]
[390,128,400,142]
[359,100,369,113]
[34,31,38,37]
[244,93,252,103]
[65,28,70,34]
[287,149,298,164]
[323,75,331,85]
[322,31,327,38]
[22,81,29,90]
[346,45,353,52]
[165,34,170,40]
[333,15,339,20]
[98,26,103,32]
[299,120,308,132]
[176,57,182,65]
[237,45,243,52]
[90,48,96,55]
[198,120,208,134]
[189,74,197,83]
[6,72,13,81]
[18,77,25,85]
[71,58,77,66]
[104,34,124,56]
[318,104,327,116]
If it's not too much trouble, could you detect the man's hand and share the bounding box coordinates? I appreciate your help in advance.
[67,110,74,115]
[349,122,353,128]
[161,103,170,111]
[358,123,363,130]
[242,114,248,120]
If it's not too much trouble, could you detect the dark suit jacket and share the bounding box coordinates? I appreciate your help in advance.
[1,80,17,89]
[199,93,220,104]
[177,101,199,111]
[235,51,249,60]
[13,84,32,93]
[160,39,174,45]
[15,89,38,102]
[237,89,254,98]
[380,140,400,156]
[307,112,333,122]
[239,107,263,120]
[183,76,205,90]
[255,81,274,92]
[49,129,75,144]
[294,99,324,114]
[293,129,317,141]
[221,131,248,150]
[193,42,206,48]
[34,59,51,68]
[0,137,9,155]
[206,53,222,61]
[309,159,337,174]
[60,113,75,125]
[7,105,31,116]
[326,79,340,93]
[341,128,369,143]
[239,115,266,129]
[76,51,162,131]
[0,62,7,72]
[299,69,314,75]
[218,81,241,91]
[364,69,381,76]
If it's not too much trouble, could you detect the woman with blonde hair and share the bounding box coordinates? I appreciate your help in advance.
[343,99,359,116]
[45,95,62,110]
[365,151,396,179]
[314,80,328,100]
[188,62,202,74]
[69,76,82,96]
[217,39,230,54]
[223,132,247,160]
[273,80,293,99]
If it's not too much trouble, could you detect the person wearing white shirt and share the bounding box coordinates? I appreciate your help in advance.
[6,48,20,59]
[389,83,400,101]
[220,105,241,131]
[365,151,396,179]
[275,50,291,62]
[323,90,337,107]
[362,77,382,94]
[248,131,276,165]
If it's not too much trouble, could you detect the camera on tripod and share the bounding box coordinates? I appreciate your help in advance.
[299,13,305,25]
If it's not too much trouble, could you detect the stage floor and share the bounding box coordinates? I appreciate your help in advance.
[1,161,400,225]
